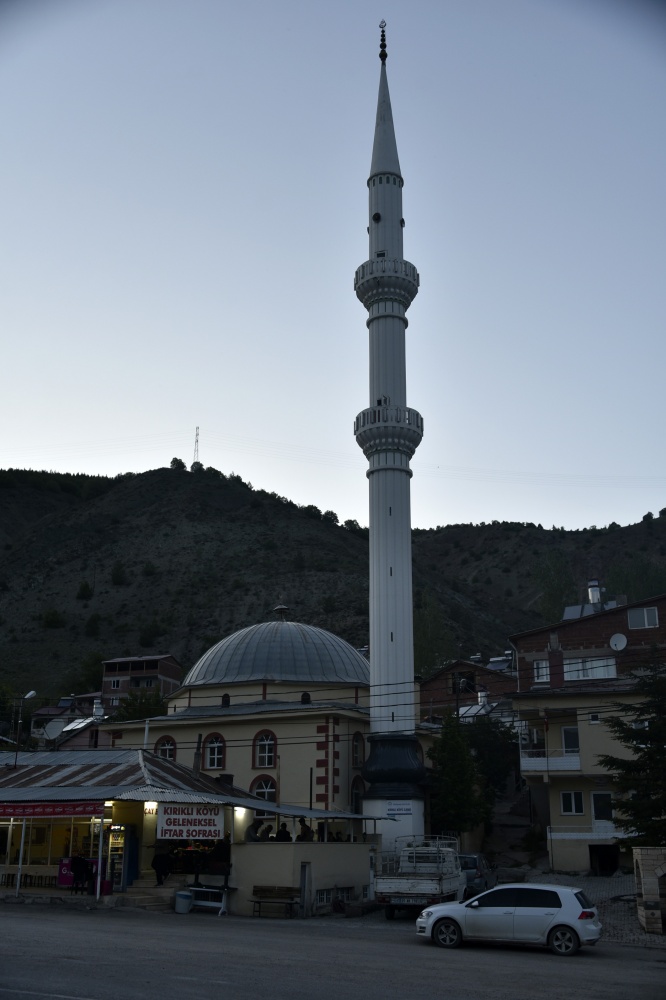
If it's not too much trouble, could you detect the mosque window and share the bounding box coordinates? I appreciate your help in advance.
[379,176,382,184]
[250,776,277,818]
[253,730,277,769]
[350,776,365,814]
[376,251,386,258]
[204,734,225,770]
[221,693,231,707]
[352,732,365,768]
[155,736,176,761]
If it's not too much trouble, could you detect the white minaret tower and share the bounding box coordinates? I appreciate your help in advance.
[356,24,425,844]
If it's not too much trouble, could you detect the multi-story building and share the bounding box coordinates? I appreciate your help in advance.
[510,587,666,872]
[101,654,182,710]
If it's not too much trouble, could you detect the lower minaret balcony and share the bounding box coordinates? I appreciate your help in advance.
[355,405,423,460]
[355,258,419,311]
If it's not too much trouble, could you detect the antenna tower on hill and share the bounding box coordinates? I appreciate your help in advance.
[193,426,199,464]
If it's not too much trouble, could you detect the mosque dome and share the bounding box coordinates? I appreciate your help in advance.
[183,620,370,688]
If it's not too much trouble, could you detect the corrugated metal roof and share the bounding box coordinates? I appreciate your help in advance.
[0,750,393,820]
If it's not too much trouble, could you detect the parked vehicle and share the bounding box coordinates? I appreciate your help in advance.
[458,852,497,898]
[374,836,466,920]
[416,884,602,956]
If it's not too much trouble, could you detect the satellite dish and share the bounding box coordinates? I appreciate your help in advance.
[43,720,66,741]
[610,633,627,652]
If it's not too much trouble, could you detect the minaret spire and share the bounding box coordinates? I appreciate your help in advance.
[355,27,425,846]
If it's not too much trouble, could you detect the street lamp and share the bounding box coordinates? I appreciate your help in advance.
[13,690,36,768]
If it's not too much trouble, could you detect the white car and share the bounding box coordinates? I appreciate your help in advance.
[416,883,602,956]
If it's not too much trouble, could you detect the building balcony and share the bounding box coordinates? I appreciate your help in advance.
[548,822,619,840]
[520,749,580,772]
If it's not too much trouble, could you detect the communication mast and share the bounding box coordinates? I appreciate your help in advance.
[193,426,199,465]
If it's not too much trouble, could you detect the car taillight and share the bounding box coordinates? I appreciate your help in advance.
[578,910,595,920]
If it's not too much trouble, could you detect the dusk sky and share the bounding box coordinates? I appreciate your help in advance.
[2,0,665,531]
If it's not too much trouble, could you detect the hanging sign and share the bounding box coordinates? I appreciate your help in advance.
[0,801,105,818]
[157,803,224,840]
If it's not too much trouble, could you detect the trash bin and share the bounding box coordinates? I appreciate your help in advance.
[174,891,193,914]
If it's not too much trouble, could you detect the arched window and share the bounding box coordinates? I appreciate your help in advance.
[250,775,277,818]
[221,693,231,707]
[253,730,276,769]
[352,732,365,768]
[155,736,176,761]
[350,776,365,815]
[204,733,225,770]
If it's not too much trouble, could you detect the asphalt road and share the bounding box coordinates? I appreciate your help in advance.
[0,906,664,1000]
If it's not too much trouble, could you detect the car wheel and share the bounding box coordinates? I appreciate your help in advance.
[548,925,580,956]
[384,905,395,921]
[433,918,462,949]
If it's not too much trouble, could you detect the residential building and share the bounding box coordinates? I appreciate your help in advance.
[509,590,666,872]
[101,654,182,710]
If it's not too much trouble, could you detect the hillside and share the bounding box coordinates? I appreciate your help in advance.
[1,466,666,699]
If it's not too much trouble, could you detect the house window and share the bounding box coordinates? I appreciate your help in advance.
[110,679,120,690]
[563,656,616,681]
[533,660,550,684]
[110,697,120,707]
[561,791,584,815]
[588,712,600,724]
[250,776,276,818]
[145,678,154,688]
[253,731,276,769]
[350,776,365,814]
[352,733,365,768]
[628,607,659,629]
[204,734,225,770]
[316,888,332,904]
[592,792,613,822]
[155,737,176,760]
[561,727,579,755]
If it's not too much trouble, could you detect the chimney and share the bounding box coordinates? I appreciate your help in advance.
[193,733,202,777]
[587,579,601,605]
[477,690,488,708]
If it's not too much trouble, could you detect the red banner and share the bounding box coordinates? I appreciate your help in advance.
[0,801,105,818]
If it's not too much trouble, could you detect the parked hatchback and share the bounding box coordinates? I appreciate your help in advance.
[416,884,602,956]
[458,853,497,897]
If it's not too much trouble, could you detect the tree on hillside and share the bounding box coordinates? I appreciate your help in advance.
[413,591,456,676]
[597,660,666,846]
[427,712,485,835]
[170,457,186,470]
[110,689,166,723]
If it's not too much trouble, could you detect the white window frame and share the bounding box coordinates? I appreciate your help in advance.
[628,607,659,629]
[561,791,584,815]
[533,659,550,684]
[563,656,616,681]
[254,733,276,769]
[561,727,580,754]
[206,736,225,769]
[110,679,120,690]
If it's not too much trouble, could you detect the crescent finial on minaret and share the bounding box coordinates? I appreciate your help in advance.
[379,20,387,62]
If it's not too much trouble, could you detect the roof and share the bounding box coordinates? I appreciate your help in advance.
[110,699,369,728]
[509,592,666,643]
[0,749,389,821]
[370,60,401,178]
[183,621,370,688]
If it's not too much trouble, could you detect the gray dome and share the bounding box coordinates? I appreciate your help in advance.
[183,621,370,688]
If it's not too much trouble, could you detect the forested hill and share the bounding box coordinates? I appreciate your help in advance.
[1,466,665,697]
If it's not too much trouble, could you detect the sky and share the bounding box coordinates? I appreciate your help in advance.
[1,0,665,532]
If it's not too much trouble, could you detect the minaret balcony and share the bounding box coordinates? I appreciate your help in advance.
[355,258,419,310]
[354,404,423,460]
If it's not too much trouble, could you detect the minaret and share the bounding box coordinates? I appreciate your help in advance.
[356,24,426,844]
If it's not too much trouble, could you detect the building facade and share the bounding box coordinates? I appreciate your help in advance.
[510,593,666,872]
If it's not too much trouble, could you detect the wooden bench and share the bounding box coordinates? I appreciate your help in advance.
[250,885,301,918]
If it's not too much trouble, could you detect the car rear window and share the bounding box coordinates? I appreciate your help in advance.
[459,856,476,870]
[575,890,594,909]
